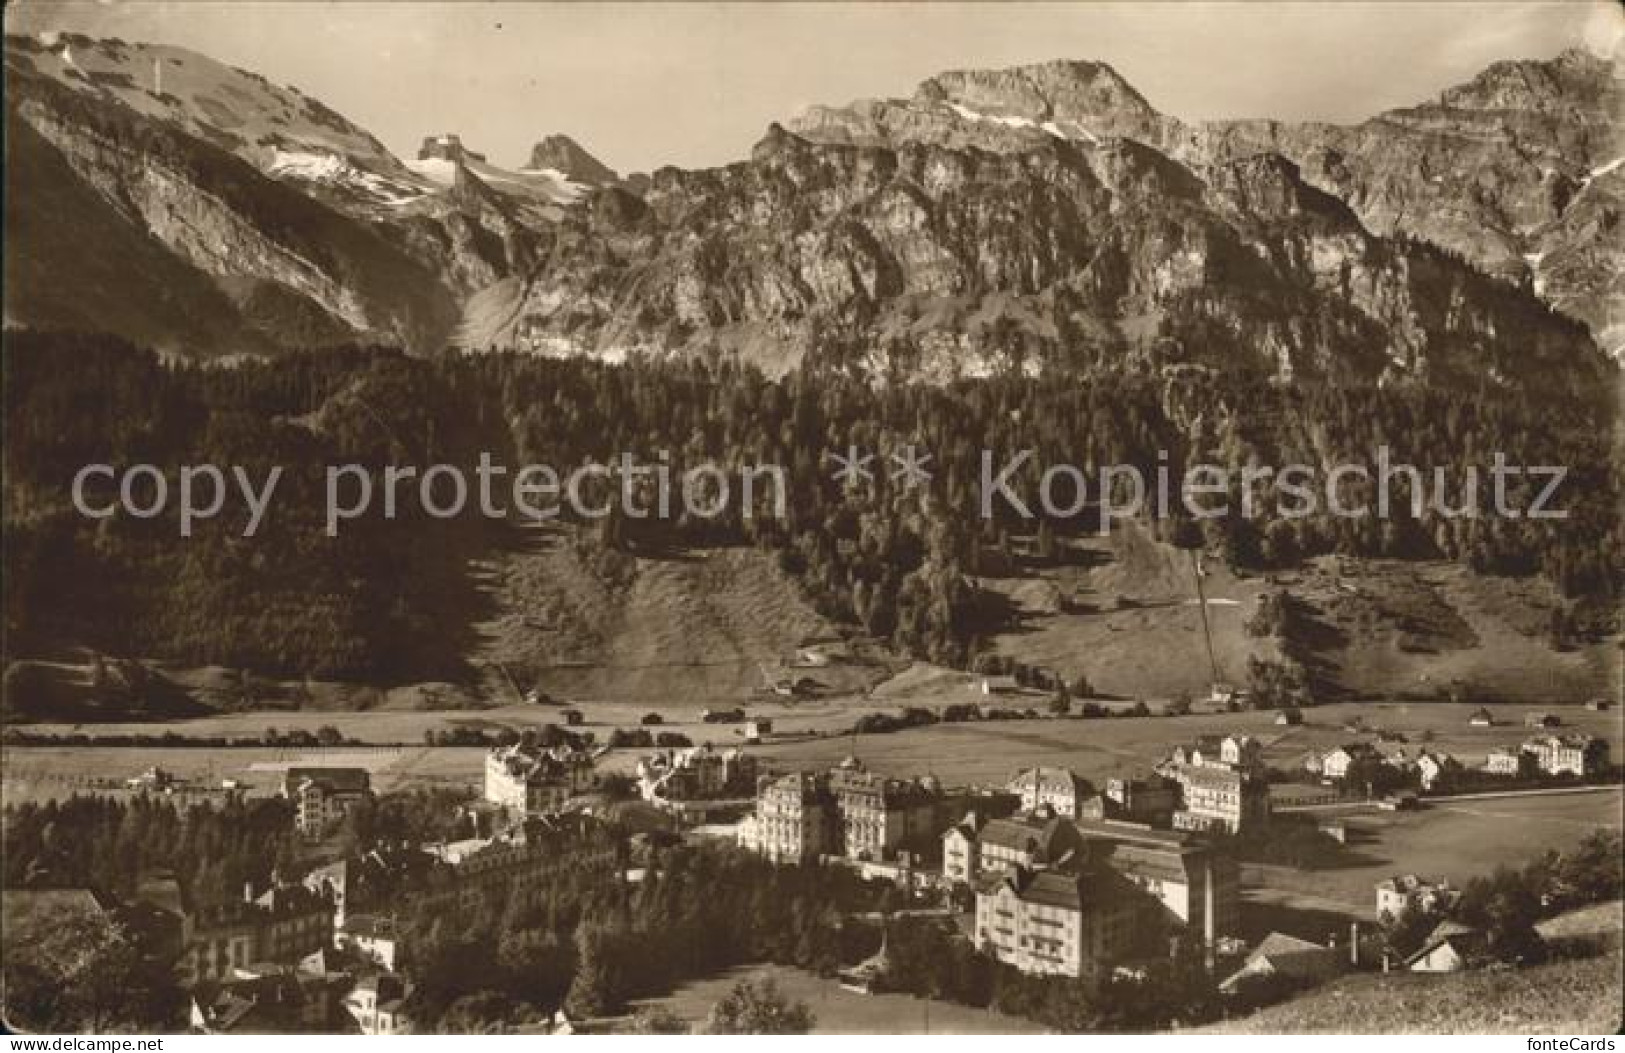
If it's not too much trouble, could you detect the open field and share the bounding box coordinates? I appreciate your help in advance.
[627,962,1048,1035]
[1200,948,1623,1034]
[8,698,1620,802]
[971,525,1615,703]
[1241,787,1623,915]
[749,700,1624,788]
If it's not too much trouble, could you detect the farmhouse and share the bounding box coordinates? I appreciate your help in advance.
[1319,743,1378,782]
[1218,932,1344,994]
[1405,920,1490,973]
[1524,712,1561,729]
[281,768,370,839]
[1468,708,1495,727]
[1275,708,1303,726]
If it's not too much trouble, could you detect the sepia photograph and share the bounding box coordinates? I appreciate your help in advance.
[0,0,1621,1040]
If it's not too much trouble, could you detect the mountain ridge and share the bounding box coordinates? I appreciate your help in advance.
[3,30,1617,382]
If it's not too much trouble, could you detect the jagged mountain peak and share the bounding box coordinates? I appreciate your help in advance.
[525,133,618,185]
[915,57,1161,123]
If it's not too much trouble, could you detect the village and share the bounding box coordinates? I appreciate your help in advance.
[4,688,1618,1034]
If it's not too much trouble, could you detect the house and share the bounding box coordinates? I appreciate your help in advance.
[281,768,370,839]
[1170,764,1271,835]
[1521,734,1609,777]
[1007,766,1089,819]
[1584,699,1610,712]
[1414,750,1462,792]
[1218,932,1344,994]
[484,743,595,816]
[744,718,774,743]
[1275,708,1304,726]
[337,914,399,971]
[1374,875,1459,921]
[1484,746,1527,776]
[980,674,1019,695]
[1320,743,1378,782]
[973,864,1146,984]
[1525,712,1561,729]
[1468,708,1495,727]
[345,973,414,1035]
[1405,920,1491,973]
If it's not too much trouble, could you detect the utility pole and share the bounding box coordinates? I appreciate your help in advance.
[1191,549,1221,691]
[153,57,162,97]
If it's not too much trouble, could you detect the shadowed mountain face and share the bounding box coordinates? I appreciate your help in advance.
[3,31,1617,396]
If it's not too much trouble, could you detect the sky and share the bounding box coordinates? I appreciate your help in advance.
[7,1,1621,175]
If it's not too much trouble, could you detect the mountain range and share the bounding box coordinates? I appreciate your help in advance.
[3,31,1618,399]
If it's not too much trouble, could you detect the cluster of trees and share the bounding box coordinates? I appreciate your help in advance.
[421,722,591,749]
[2,794,300,906]
[397,845,884,1030]
[7,332,1618,684]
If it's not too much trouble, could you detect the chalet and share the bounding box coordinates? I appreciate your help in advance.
[1319,743,1378,782]
[980,675,1020,695]
[744,718,774,743]
[1524,712,1561,729]
[1584,699,1610,712]
[1377,744,1411,770]
[1275,708,1304,726]
[1404,920,1491,973]
[1467,708,1495,727]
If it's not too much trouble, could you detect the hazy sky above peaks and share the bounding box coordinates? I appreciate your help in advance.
[8,1,1621,175]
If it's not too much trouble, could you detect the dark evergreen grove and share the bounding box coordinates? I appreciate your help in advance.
[4,330,1618,683]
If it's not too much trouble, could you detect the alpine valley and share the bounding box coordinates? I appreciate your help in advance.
[1,31,1621,716]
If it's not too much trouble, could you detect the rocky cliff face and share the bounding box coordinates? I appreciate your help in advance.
[526,134,618,185]
[790,50,1622,357]
[3,31,1616,391]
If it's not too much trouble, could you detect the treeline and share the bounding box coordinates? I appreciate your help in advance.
[1,794,301,906]
[6,331,1618,683]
